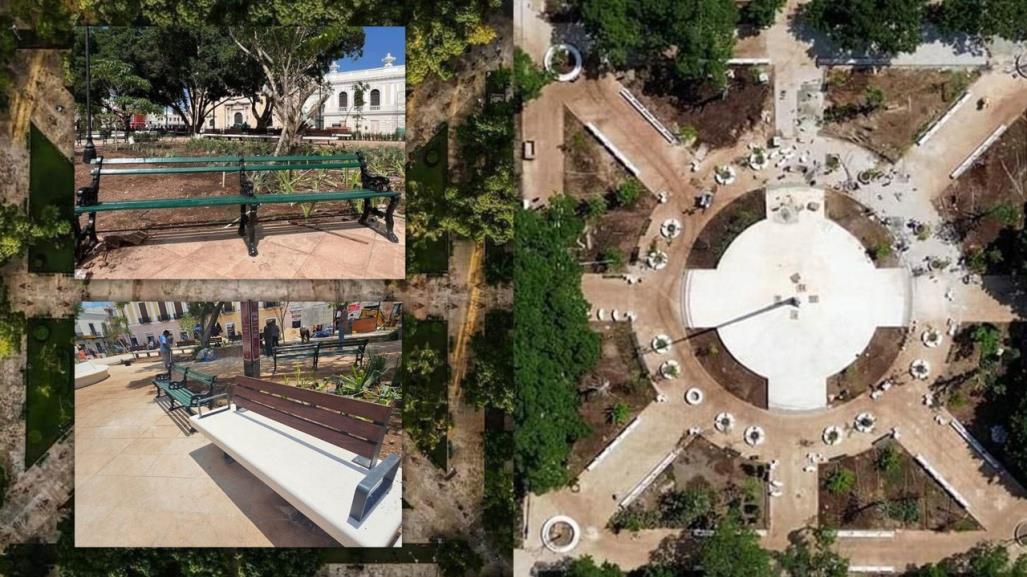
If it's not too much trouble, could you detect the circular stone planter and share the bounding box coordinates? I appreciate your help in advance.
[660,360,680,379]
[922,329,942,348]
[685,388,704,405]
[661,219,683,240]
[854,412,876,433]
[541,515,581,553]
[714,412,736,433]
[647,250,669,270]
[822,425,844,445]
[714,165,737,185]
[748,150,768,171]
[652,335,672,354]
[910,359,931,380]
[32,325,50,342]
[544,44,583,82]
[744,425,766,446]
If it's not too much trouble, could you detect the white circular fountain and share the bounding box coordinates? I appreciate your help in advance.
[744,425,766,446]
[714,412,735,433]
[652,335,672,354]
[685,388,704,405]
[544,44,583,82]
[541,515,581,553]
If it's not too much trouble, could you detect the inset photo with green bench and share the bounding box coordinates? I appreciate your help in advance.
[74,300,404,547]
[70,26,406,280]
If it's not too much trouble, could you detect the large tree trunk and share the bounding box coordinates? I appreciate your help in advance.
[198,302,226,349]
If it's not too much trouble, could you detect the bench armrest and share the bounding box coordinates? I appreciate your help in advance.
[349,453,400,523]
[196,393,229,417]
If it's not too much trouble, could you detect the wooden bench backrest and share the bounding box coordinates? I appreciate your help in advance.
[232,376,391,466]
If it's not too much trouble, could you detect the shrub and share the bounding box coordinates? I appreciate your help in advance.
[870,241,893,262]
[614,179,643,208]
[882,498,920,524]
[606,402,631,425]
[659,488,713,528]
[825,468,856,494]
[875,445,902,478]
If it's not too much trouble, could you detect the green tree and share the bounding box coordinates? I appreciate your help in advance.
[513,47,553,104]
[659,487,712,528]
[433,538,484,577]
[463,310,514,412]
[801,0,927,55]
[606,402,630,425]
[934,0,1027,41]
[777,527,849,577]
[515,198,599,493]
[614,178,643,208]
[698,515,777,577]
[578,0,738,88]
[741,0,786,29]
[564,555,625,577]
[0,203,70,267]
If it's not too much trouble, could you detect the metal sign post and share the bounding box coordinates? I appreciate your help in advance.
[241,300,261,377]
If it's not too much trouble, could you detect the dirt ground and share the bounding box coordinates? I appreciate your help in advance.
[75,145,374,237]
[621,67,772,150]
[686,189,766,269]
[819,438,980,531]
[936,112,1027,267]
[687,328,768,409]
[631,436,768,529]
[825,190,898,267]
[827,328,909,405]
[563,110,658,271]
[568,323,656,477]
[823,68,979,162]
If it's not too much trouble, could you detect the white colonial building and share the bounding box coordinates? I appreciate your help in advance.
[200,53,406,137]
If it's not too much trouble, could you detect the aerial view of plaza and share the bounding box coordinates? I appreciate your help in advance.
[515,0,1027,575]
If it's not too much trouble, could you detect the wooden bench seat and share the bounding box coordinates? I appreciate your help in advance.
[190,376,400,547]
[74,152,399,262]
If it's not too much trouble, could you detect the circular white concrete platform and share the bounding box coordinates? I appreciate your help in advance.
[75,360,110,388]
[684,188,911,411]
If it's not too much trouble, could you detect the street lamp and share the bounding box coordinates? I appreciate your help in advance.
[82,26,97,164]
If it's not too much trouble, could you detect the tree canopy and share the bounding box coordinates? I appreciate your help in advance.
[933,0,1027,41]
[514,197,599,493]
[577,0,738,87]
[698,514,778,577]
[801,0,927,55]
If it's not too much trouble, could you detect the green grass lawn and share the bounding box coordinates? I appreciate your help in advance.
[28,124,74,274]
[24,318,74,467]
[407,125,450,276]
[402,316,450,471]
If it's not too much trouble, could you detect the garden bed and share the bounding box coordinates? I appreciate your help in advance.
[563,110,658,272]
[819,438,980,531]
[408,125,451,275]
[621,67,772,149]
[822,68,978,162]
[25,318,75,467]
[609,436,768,532]
[827,327,909,404]
[935,112,1027,274]
[568,323,655,477]
[28,125,74,274]
[686,189,766,269]
[825,190,898,267]
[686,328,767,409]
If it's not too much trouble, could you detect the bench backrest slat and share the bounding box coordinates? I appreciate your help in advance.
[233,376,390,463]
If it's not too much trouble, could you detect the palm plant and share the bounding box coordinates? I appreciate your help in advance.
[334,353,388,397]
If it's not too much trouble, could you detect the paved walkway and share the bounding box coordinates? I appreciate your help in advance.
[76,218,406,280]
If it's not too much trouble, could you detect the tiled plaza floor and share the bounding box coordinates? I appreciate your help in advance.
[74,359,338,547]
[76,218,405,280]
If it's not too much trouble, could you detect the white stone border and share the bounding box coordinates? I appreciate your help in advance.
[849,567,896,574]
[916,91,971,147]
[951,124,1008,179]
[620,448,682,507]
[541,515,581,553]
[949,419,1021,489]
[585,417,642,472]
[619,88,679,145]
[835,530,896,538]
[915,454,972,511]
[585,122,641,177]
[726,58,772,65]
[544,44,583,83]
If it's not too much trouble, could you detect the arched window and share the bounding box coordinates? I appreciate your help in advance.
[233,112,243,126]
[338,91,348,110]
[370,89,381,108]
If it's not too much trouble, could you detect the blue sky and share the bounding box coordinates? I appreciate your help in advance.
[336,27,405,71]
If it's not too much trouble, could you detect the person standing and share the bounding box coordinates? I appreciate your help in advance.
[336,309,350,347]
[159,330,173,374]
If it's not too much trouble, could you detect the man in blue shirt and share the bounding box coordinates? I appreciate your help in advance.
[159,330,173,373]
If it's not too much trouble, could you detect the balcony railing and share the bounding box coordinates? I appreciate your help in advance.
[139,316,152,324]
[370,105,380,111]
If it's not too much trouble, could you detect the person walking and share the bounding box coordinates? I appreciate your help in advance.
[336,310,350,347]
[159,330,173,375]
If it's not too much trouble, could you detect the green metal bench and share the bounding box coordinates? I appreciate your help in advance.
[272,342,320,374]
[316,338,368,370]
[152,364,225,422]
[74,152,400,262]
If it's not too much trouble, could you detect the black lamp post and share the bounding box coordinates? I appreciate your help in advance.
[82,26,96,164]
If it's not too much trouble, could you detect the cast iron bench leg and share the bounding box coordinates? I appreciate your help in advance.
[358,197,373,226]
[384,196,399,243]
[245,204,259,257]
[238,204,247,237]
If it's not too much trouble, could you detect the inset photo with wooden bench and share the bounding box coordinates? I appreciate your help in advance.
[71,26,406,280]
[74,300,404,547]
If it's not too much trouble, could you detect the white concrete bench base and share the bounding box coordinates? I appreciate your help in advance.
[191,405,401,547]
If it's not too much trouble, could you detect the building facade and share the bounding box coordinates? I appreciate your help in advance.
[203,54,406,136]
[122,301,191,348]
[74,307,120,356]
